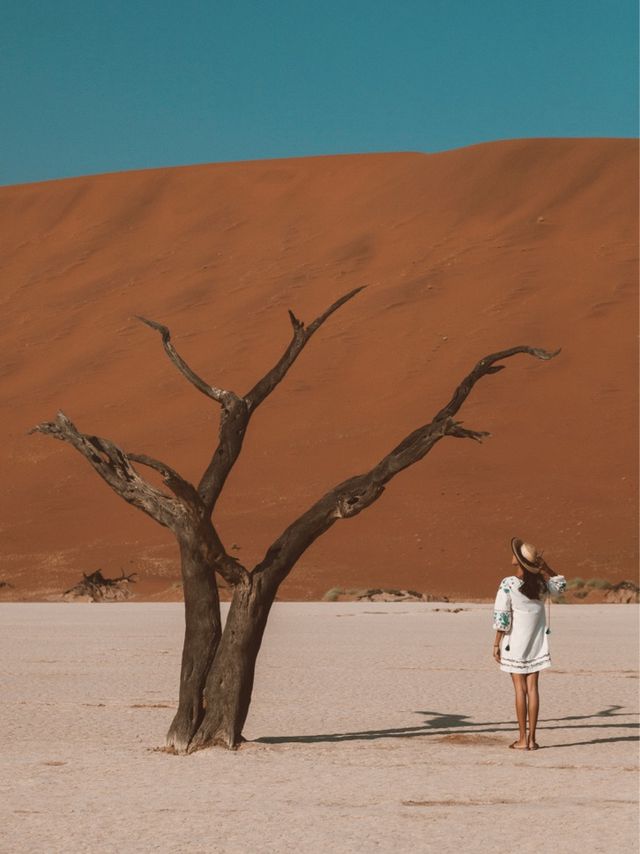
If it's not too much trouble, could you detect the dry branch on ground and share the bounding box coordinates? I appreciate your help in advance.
[63,569,137,602]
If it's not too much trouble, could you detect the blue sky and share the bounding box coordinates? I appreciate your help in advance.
[2,0,638,185]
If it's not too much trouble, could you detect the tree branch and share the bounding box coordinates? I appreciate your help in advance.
[201,525,248,587]
[254,345,559,589]
[126,453,204,509]
[135,316,237,407]
[244,286,366,412]
[197,287,366,511]
[444,422,491,442]
[29,409,249,587]
[196,396,250,511]
[433,345,561,422]
[30,412,187,531]
[119,455,247,584]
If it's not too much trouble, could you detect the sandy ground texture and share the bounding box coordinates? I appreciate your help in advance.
[1,603,638,853]
[1,138,637,600]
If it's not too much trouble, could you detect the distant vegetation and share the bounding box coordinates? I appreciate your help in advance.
[322,587,444,602]
[321,578,636,604]
[585,578,613,589]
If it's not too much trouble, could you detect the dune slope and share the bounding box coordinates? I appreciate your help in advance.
[0,138,637,600]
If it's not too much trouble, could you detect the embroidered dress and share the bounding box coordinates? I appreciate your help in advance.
[492,574,566,674]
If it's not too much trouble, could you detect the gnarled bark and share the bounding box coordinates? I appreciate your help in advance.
[189,573,277,752]
[32,287,559,752]
[165,532,222,753]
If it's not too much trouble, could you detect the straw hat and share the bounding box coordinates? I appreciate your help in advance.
[511,537,542,572]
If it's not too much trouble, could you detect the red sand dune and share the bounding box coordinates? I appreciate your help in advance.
[0,138,637,600]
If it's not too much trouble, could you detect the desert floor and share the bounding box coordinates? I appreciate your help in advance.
[1,602,638,853]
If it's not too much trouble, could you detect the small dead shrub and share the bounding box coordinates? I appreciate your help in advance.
[64,569,137,602]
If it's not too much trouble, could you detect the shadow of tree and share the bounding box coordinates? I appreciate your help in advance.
[255,705,639,747]
[539,735,639,749]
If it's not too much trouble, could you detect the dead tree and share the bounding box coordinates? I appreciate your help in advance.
[31,288,558,752]
[63,569,137,601]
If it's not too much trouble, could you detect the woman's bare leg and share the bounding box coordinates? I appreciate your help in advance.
[510,674,529,748]
[526,672,540,748]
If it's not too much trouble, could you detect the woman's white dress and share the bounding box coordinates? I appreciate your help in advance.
[493,575,567,674]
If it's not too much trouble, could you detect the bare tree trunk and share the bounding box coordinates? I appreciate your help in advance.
[166,533,222,753]
[188,573,277,751]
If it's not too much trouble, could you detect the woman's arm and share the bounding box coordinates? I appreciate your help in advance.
[492,580,512,663]
[539,560,567,594]
[493,630,504,663]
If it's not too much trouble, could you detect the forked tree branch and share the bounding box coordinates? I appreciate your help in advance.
[244,286,366,411]
[29,414,246,585]
[254,346,560,589]
[29,412,188,530]
[196,286,365,510]
[136,290,365,514]
[126,453,204,509]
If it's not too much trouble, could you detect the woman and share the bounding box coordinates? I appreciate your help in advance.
[492,538,566,750]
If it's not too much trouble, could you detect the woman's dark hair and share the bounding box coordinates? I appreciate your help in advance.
[519,567,546,600]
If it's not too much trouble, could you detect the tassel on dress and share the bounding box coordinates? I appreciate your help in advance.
[546,592,551,634]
